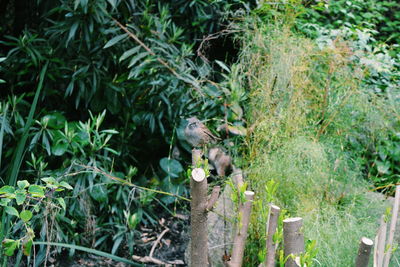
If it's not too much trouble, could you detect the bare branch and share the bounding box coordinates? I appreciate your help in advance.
[206,186,221,211]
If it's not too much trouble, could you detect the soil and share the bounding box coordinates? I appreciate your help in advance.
[49,215,190,267]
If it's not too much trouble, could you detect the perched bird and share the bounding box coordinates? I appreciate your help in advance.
[208,147,232,177]
[184,117,220,147]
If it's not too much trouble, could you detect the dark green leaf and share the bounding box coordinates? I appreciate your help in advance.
[56,197,66,210]
[90,185,108,203]
[159,158,183,178]
[104,34,128,49]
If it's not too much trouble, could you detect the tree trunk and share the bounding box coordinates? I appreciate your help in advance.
[265,204,280,267]
[227,190,255,267]
[283,217,304,267]
[355,237,373,267]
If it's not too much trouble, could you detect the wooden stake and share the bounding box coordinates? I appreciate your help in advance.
[355,237,373,267]
[374,215,387,267]
[265,204,281,267]
[283,217,304,267]
[190,149,208,267]
[383,185,400,267]
[227,191,255,267]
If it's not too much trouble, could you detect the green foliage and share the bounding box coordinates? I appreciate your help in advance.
[299,0,400,52]
[234,11,399,265]
[0,179,72,257]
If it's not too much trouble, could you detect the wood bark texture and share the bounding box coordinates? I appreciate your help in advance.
[283,217,304,267]
[227,191,255,267]
[374,215,387,267]
[264,204,281,267]
[383,185,400,267]
[190,148,209,267]
[355,237,373,267]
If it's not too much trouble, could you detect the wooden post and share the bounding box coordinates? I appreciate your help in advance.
[374,215,387,267]
[264,204,281,267]
[355,237,373,267]
[190,149,208,267]
[283,217,304,267]
[227,191,255,267]
[383,185,400,267]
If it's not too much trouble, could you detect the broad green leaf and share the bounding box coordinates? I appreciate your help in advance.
[0,79,5,84]
[15,192,26,205]
[42,113,66,129]
[41,177,57,184]
[52,142,68,156]
[59,181,73,190]
[2,239,19,256]
[20,210,33,222]
[56,197,66,210]
[90,185,108,203]
[0,198,11,206]
[0,185,15,194]
[5,206,19,217]
[104,34,128,49]
[28,185,45,197]
[17,180,30,189]
[22,238,33,256]
[159,158,183,178]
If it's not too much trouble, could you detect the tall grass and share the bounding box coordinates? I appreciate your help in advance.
[234,14,398,266]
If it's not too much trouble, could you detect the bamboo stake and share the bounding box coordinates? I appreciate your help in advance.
[355,237,373,267]
[227,191,255,267]
[264,204,281,267]
[383,185,400,267]
[283,217,304,267]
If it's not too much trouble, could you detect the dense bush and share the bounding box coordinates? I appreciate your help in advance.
[0,0,252,264]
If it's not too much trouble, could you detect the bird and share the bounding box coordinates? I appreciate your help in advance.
[184,117,220,147]
[208,147,232,177]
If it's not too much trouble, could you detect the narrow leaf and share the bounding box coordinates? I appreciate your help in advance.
[104,34,128,49]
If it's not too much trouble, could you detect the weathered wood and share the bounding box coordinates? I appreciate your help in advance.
[227,191,255,267]
[383,185,400,267]
[355,237,373,267]
[190,149,209,267]
[265,204,281,267]
[283,217,304,267]
[374,215,387,267]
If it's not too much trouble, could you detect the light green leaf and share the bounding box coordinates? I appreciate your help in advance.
[20,210,33,222]
[56,197,66,210]
[23,238,33,256]
[5,206,19,217]
[59,181,73,190]
[17,180,30,189]
[0,185,15,194]
[28,185,45,198]
[2,239,19,256]
[15,192,26,205]
[104,34,128,49]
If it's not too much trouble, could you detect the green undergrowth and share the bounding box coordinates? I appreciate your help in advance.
[235,13,399,266]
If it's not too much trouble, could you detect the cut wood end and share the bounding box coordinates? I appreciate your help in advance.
[283,217,303,223]
[245,191,255,200]
[192,168,206,182]
[270,204,281,210]
[361,237,373,246]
